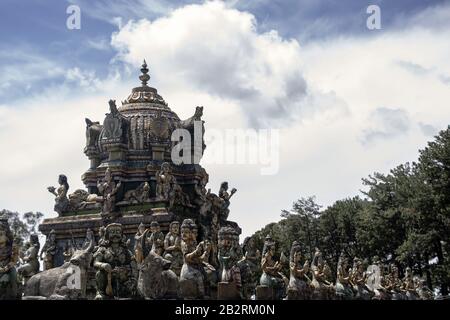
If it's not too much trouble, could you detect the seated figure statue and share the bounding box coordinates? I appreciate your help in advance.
[217,226,242,299]
[47,174,70,215]
[93,223,135,299]
[0,218,18,299]
[237,236,261,300]
[286,241,311,300]
[163,221,183,276]
[386,264,406,300]
[335,253,353,300]
[350,257,372,300]
[17,235,40,284]
[403,267,419,300]
[310,248,333,300]
[257,236,287,300]
[179,219,214,299]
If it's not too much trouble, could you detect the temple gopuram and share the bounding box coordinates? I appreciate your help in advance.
[39,61,239,267]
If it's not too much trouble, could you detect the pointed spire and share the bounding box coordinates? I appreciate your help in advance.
[139,59,150,86]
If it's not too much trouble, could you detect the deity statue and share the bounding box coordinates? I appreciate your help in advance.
[416,278,434,300]
[237,236,261,299]
[62,241,74,263]
[97,168,122,220]
[93,223,136,299]
[163,221,183,276]
[310,248,333,300]
[155,162,175,201]
[194,171,210,216]
[403,267,419,300]
[0,217,18,299]
[145,221,165,256]
[17,234,40,284]
[217,227,242,299]
[258,236,287,300]
[218,182,237,221]
[350,257,372,300]
[124,182,151,204]
[48,174,70,215]
[179,219,214,299]
[286,241,311,300]
[169,179,194,210]
[366,257,390,300]
[386,264,406,300]
[134,223,146,264]
[335,253,353,300]
[40,229,57,270]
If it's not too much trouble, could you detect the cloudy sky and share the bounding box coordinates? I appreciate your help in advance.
[1,0,450,237]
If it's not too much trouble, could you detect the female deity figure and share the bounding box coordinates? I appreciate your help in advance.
[259,236,287,300]
[237,236,261,299]
[350,257,371,300]
[310,248,332,300]
[179,219,213,299]
[163,221,183,276]
[40,229,57,270]
[155,162,175,201]
[145,221,165,256]
[403,267,419,300]
[335,253,353,300]
[17,235,40,284]
[134,223,146,264]
[386,264,406,300]
[286,241,311,300]
[97,168,122,218]
[48,174,70,215]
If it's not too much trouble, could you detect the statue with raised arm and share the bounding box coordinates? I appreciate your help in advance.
[310,248,332,300]
[287,241,311,300]
[163,221,183,276]
[145,221,165,257]
[218,182,237,221]
[40,229,57,270]
[335,253,353,300]
[350,257,372,300]
[386,264,406,300]
[259,236,287,300]
[48,174,70,215]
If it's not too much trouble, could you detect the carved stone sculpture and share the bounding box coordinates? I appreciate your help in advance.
[155,162,175,201]
[416,278,434,300]
[286,241,311,300]
[217,226,242,299]
[23,232,95,300]
[97,168,122,221]
[218,182,237,222]
[163,221,183,276]
[179,219,214,299]
[0,217,18,300]
[103,100,124,140]
[237,236,261,299]
[93,223,135,299]
[48,174,70,215]
[258,236,287,300]
[350,257,372,300]
[386,264,406,300]
[335,253,353,300]
[124,182,150,204]
[145,221,165,256]
[134,223,146,264]
[403,267,419,300]
[40,229,57,271]
[310,248,333,300]
[17,235,40,284]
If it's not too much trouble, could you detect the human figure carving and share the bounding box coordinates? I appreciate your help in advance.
[48,175,70,215]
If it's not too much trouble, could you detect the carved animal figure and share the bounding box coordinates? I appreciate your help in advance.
[23,237,94,299]
[137,250,179,299]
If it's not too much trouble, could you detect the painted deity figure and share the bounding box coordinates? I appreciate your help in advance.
[179,219,213,299]
[97,168,122,219]
[217,227,242,298]
[237,236,261,299]
[0,218,18,299]
[287,241,311,300]
[48,174,70,215]
[310,248,333,300]
[155,162,175,201]
[145,221,165,256]
[350,257,371,300]
[259,236,287,300]
[386,264,406,300]
[134,223,146,264]
[40,229,57,270]
[416,278,434,300]
[403,267,419,300]
[93,223,135,299]
[17,235,40,284]
[335,253,353,300]
[163,221,183,276]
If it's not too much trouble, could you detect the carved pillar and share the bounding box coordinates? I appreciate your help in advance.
[152,144,165,161]
[84,146,100,170]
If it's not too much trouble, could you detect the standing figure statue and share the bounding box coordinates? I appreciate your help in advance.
[258,236,287,300]
[155,162,175,201]
[403,267,419,300]
[237,236,261,299]
[386,264,406,300]
[335,253,353,300]
[217,226,242,299]
[0,217,18,299]
[40,229,57,270]
[97,168,122,220]
[145,221,165,256]
[163,221,183,276]
[17,235,40,284]
[47,174,70,215]
[134,223,146,264]
[179,219,214,299]
[286,241,311,300]
[310,248,333,300]
[218,182,237,221]
[93,223,135,299]
[350,257,372,300]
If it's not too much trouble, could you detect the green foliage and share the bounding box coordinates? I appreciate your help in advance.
[251,126,450,295]
[0,209,43,245]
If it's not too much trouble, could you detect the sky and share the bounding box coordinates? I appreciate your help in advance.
[0,0,450,238]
